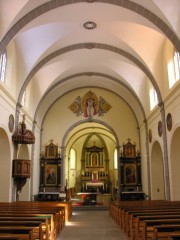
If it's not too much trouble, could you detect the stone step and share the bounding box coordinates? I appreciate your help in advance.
[72,205,108,211]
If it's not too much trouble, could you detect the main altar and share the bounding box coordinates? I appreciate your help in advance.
[80,144,110,194]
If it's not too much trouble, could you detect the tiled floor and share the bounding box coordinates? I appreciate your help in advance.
[59,210,128,240]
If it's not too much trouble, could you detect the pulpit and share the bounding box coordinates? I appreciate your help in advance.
[12,159,31,192]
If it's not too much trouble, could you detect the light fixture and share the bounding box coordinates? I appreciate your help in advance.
[83,21,97,30]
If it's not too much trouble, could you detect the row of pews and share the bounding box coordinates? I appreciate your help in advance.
[109,200,180,240]
[0,201,72,240]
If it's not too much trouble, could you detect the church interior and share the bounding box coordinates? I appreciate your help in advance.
[0,0,180,239]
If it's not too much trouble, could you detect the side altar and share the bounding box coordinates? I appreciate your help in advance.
[34,142,67,201]
[39,142,62,193]
[119,140,145,200]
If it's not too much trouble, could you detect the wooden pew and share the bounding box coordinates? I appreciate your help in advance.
[0,201,72,239]
[124,207,180,233]
[0,207,62,237]
[109,200,180,240]
[128,211,180,239]
[109,200,180,231]
[0,233,31,239]
[0,221,44,240]
[124,210,180,238]
[138,219,180,240]
[153,224,180,240]
[0,216,50,240]
[122,206,180,232]
[133,215,180,240]
[123,205,180,233]
[168,232,180,239]
[0,203,67,237]
[0,226,39,240]
[0,201,72,222]
[13,201,72,222]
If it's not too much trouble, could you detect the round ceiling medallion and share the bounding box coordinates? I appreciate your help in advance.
[158,120,162,137]
[166,113,172,131]
[83,21,97,30]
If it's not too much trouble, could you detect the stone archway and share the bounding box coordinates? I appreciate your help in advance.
[0,128,11,201]
[150,141,165,200]
[170,127,180,200]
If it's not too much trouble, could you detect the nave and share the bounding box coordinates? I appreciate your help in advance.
[59,209,128,240]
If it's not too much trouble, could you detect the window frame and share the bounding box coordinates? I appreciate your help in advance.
[149,88,158,110]
[114,148,118,169]
[0,51,7,83]
[69,148,77,170]
[174,50,180,81]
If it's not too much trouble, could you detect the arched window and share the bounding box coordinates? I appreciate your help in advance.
[168,50,180,88]
[114,148,118,169]
[70,148,76,169]
[0,52,7,83]
[174,51,180,81]
[149,88,158,110]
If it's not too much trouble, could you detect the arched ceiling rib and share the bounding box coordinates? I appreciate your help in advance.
[0,0,179,52]
[62,120,120,147]
[0,1,179,130]
[66,126,117,150]
[18,43,162,103]
[17,42,160,126]
[35,73,145,126]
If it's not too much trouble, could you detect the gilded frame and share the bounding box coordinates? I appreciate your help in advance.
[123,142,136,158]
[45,143,58,159]
[91,153,99,167]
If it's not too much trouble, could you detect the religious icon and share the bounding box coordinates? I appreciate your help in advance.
[82,91,98,118]
[45,165,57,185]
[125,164,136,184]
[91,153,98,166]
[69,91,111,118]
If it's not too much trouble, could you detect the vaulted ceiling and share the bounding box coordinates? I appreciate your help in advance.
[0,0,180,126]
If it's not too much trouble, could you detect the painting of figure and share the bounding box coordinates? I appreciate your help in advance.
[45,165,57,185]
[91,153,98,166]
[125,164,136,184]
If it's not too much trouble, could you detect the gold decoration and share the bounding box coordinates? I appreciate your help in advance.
[69,91,111,118]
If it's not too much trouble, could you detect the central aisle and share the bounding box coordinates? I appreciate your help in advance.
[59,210,128,240]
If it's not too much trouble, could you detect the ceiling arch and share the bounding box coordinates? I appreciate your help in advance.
[14,38,161,131]
[34,73,146,126]
[61,119,120,148]
[0,1,179,134]
[67,131,115,158]
[0,0,179,53]
[18,42,161,95]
